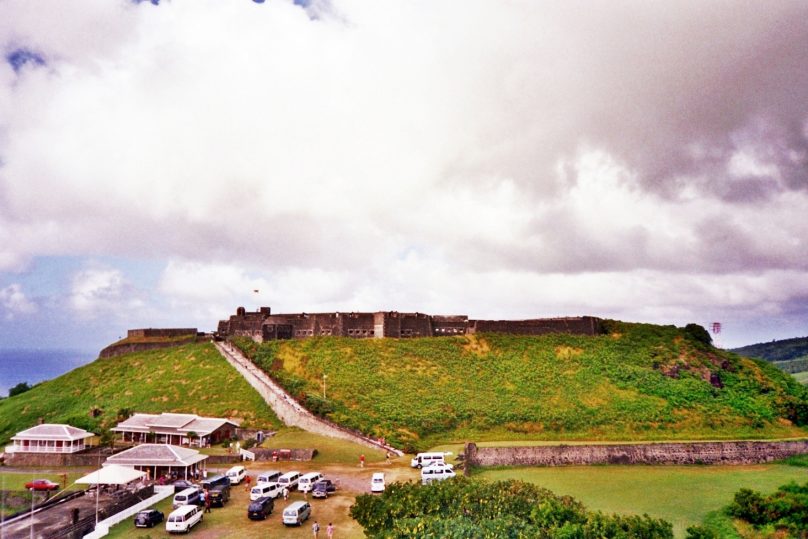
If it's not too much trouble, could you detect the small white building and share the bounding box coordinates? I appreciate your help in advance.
[7,424,95,454]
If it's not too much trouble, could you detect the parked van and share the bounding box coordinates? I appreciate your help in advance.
[226,465,246,485]
[282,501,312,526]
[201,474,230,491]
[165,504,203,533]
[371,472,385,493]
[256,470,282,485]
[172,487,201,509]
[250,482,283,501]
[297,472,324,492]
[277,471,301,490]
[421,463,456,485]
[247,496,274,520]
[410,452,447,469]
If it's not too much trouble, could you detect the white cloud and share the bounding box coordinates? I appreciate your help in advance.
[1,0,807,347]
[69,266,143,317]
[0,283,37,319]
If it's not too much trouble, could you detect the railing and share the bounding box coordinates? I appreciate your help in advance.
[4,445,84,454]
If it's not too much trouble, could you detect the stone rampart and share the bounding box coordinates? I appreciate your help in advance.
[464,440,808,468]
[99,336,201,359]
[127,328,197,338]
[4,449,114,467]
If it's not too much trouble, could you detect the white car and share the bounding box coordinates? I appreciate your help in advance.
[420,463,456,485]
[370,472,385,493]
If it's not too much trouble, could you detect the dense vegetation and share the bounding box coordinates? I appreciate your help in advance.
[351,476,674,538]
[0,342,280,445]
[236,321,808,451]
[731,337,808,363]
[729,482,808,535]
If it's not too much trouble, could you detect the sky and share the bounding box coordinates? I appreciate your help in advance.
[0,0,807,354]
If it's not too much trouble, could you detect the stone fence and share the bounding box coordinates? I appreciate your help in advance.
[464,440,808,469]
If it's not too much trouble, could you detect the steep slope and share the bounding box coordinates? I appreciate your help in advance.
[0,342,281,445]
[236,321,808,451]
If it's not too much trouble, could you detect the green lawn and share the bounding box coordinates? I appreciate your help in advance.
[792,371,808,384]
[0,343,281,445]
[264,429,386,466]
[474,463,808,538]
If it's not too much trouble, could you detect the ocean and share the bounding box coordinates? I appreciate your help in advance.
[0,349,96,397]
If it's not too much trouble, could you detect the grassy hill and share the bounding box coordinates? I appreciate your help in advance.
[0,342,281,445]
[236,321,808,452]
[731,336,808,362]
[731,337,808,385]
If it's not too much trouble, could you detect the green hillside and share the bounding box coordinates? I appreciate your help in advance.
[731,336,808,362]
[0,342,281,445]
[236,321,808,451]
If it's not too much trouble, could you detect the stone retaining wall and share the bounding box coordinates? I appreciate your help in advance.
[464,440,808,468]
[4,450,113,467]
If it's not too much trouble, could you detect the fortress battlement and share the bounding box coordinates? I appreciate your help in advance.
[216,307,601,342]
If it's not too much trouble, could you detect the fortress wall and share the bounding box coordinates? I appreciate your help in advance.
[464,440,808,468]
[399,313,432,337]
[127,328,197,338]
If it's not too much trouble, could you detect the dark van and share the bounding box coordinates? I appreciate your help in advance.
[247,496,274,520]
[208,485,230,507]
[202,475,230,491]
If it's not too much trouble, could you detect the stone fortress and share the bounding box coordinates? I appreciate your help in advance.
[216,306,602,342]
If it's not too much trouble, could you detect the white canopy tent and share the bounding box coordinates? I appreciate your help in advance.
[76,464,146,486]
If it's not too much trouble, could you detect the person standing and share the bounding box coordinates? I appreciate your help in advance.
[312,520,320,538]
[359,454,365,468]
[327,522,335,538]
[204,489,211,513]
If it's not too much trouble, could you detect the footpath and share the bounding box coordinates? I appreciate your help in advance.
[214,341,403,456]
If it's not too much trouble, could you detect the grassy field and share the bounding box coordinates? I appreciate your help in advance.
[0,343,281,445]
[474,463,808,538]
[792,371,808,385]
[236,321,808,451]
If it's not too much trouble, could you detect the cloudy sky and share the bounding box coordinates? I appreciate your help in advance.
[0,0,807,354]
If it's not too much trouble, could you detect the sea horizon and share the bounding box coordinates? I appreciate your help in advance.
[0,348,97,397]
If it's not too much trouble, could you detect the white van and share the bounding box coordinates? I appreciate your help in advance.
[297,472,324,493]
[277,471,301,490]
[257,470,282,484]
[410,452,447,469]
[421,463,456,485]
[250,482,284,501]
[165,504,203,533]
[282,500,312,526]
[225,465,246,485]
[172,487,201,509]
[371,472,385,493]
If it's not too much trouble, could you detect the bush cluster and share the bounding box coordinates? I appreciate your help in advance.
[350,477,674,538]
[728,481,808,535]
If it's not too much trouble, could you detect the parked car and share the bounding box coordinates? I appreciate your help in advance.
[371,472,385,493]
[421,463,456,485]
[311,479,337,499]
[25,479,59,491]
[282,501,312,526]
[173,479,196,493]
[410,452,448,469]
[166,504,203,533]
[298,472,324,493]
[134,509,164,528]
[225,465,246,485]
[247,496,274,520]
[250,482,284,501]
[208,484,230,507]
[173,487,202,509]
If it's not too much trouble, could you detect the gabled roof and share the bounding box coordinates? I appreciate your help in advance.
[12,423,94,441]
[104,444,207,468]
[111,412,239,436]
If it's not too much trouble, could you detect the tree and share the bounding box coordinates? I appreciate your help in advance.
[9,382,31,397]
[683,324,712,346]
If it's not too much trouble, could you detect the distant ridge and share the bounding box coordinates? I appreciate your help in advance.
[731,336,808,362]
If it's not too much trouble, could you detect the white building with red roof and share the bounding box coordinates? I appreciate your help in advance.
[7,423,95,453]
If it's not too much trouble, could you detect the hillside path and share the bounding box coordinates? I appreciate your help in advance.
[214,341,403,456]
